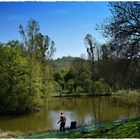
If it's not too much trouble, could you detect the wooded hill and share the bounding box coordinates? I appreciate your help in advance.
[52,56,76,69]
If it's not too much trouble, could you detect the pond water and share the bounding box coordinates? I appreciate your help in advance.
[0,96,139,134]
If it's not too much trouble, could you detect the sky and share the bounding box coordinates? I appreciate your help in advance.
[0,2,111,59]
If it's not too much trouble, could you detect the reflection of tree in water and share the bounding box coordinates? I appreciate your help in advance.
[92,97,104,124]
[71,97,96,126]
[81,97,85,126]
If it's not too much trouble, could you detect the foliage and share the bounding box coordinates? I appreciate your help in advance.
[0,41,42,114]
[52,56,76,69]
[96,2,140,89]
[84,34,95,62]
[43,81,61,97]
[1,2,140,114]
[0,19,56,114]
[76,86,84,93]
[93,79,112,94]
[53,56,113,95]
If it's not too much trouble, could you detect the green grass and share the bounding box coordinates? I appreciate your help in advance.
[58,118,140,138]
[22,117,140,138]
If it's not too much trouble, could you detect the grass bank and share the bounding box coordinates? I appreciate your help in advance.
[24,117,140,139]
[1,117,140,138]
[58,117,140,138]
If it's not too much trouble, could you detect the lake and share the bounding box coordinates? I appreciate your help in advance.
[0,96,139,134]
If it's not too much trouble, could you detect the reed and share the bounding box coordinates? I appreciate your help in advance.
[0,130,22,138]
[112,90,140,107]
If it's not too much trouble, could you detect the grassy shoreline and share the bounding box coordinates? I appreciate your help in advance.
[60,117,140,138]
[24,117,140,138]
[1,117,139,138]
[112,90,140,108]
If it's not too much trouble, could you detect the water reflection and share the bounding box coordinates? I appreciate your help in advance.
[0,96,139,134]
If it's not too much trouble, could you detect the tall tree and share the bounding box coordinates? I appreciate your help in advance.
[34,32,56,95]
[101,2,140,60]
[84,34,95,82]
[84,34,101,82]
[99,2,140,88]
[34,33,56,62]
[85,34,95,63]
[19,19,40,95]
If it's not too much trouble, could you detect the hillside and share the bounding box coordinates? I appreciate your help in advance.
[52,56,77,69]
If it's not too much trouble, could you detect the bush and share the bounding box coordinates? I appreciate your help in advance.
[83,79,92,93]
[76,86,84,93]
[92,79,112,94]
[66,79,75,93]
[43,81,61,97]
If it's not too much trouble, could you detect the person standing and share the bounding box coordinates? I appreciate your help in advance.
[57,112,66,131]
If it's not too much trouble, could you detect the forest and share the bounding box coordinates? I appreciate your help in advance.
[0,2,140,115]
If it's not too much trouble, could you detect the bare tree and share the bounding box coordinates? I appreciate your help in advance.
[101,2,140,60]
[98,2,140,88]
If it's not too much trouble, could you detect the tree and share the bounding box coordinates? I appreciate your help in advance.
[64,57,91,93]
[84,34,95,63]
[46,41,56,61]
[84,34,95,83]
[54,70,65,90]
[99,2,140,88]
[0,19,56,114]
[34,32,56,95]
[19,19,56,96]
[19,19,40,95]
[34,33,56,62]
[0,40,42,114]
[99,44,114,85]
[101,2,140,60]
[84,34,102,82]
[34,33,50,60]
